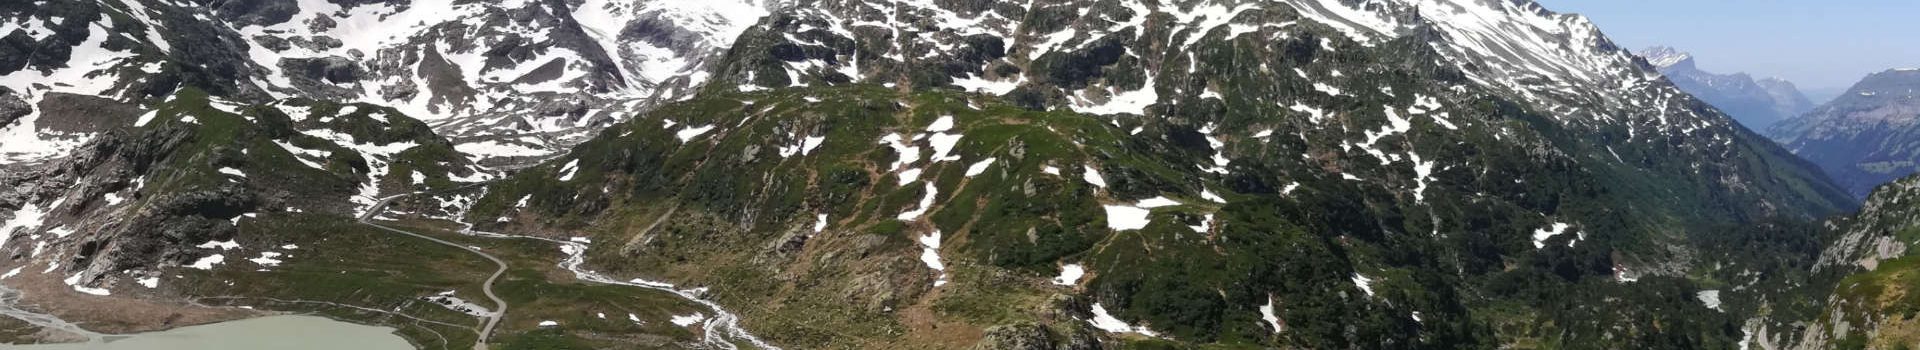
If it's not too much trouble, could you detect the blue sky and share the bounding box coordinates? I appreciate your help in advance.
[1537,0,1920,93]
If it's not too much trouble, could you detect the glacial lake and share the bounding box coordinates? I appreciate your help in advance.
[4,315,413,350]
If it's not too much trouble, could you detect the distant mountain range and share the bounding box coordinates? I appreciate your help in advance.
[1639,46,1816,129]
[1770,68,1920,199]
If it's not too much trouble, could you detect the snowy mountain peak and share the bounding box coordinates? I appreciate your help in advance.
[1641,46,1813,128]
[1262,0,1702,131]
[0,0,784,167]
[1852,68,1920,96]
[1638,46,1694,69]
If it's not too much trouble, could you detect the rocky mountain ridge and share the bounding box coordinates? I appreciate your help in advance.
[456,0,1853,347]
[1770,68,1920,199]
[1638,46,1815,129]
[0,0,777,168]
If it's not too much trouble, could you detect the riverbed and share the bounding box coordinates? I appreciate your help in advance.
[3,315,411,350]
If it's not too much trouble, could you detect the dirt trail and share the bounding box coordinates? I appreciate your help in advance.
[359,194,509,350]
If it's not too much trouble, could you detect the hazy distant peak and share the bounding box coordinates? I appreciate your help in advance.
[1638,46,1694,69]
[1846,68,1920,98]
[1640,45,1810,128]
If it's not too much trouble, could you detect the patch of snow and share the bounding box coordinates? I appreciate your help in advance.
[1288,0,1399,43]
[455,141,550,158]
[1531,222,1573,249]
[919,230,948,287]
[557,159,581,181]
[1313,82,1344,96]
[676,125,716,142]
[1352,273,1376,297]
[248,252,285,267]
[1189,213,1215,233]
[1087,303,1159,337]
[272,140,332,170]
[1697,290,1722,311]
[1260,296,1283,333]
[0,201,49,241]
[951,73,1024,95]
[927,133,963,162]
[1053,264,1085,286]
[812,213,829,234]
[1411,153,1436,202]
[64,274,110,296]
[925,116,956,132]
[1082,165,1107,188]
[133,111,160,127]
[879,133,923,174]
[965,158,997,177]
[1201,188,1227,203]
[1134,196,1180,208]
[671,313,706,327]
[197,240,241,250]
[187,254,226,270]
[800,136,826,155]
[1288,103,1328,122]
[1103,205,1153,231]
[1070,74,1159,115]
[896,183,939,221]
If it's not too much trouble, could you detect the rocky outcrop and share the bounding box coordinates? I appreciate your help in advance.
[0,88,28,127]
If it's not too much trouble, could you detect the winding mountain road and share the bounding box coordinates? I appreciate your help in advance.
[357,194,508,350]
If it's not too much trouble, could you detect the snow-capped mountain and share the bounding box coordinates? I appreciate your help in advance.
[1638,46,1691,68]
[1770,68,1920,199]
[0,0,1875,348]
[0,0,775,167]
[1637,46,1814,129]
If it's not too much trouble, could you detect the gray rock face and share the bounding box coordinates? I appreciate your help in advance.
[34,93,140,134]
[0,88,28,127]
[211,0,300,27]
[1639,46,1815,130]
[968,322,1103,350]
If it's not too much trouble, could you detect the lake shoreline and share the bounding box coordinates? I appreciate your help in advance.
[0,314,412,350]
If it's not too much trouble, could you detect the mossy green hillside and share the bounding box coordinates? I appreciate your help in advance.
[458,74,1775,348]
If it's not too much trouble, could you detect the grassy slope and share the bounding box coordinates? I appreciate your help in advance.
[29,89,714,349]
[464,81,1760,348]
[162,212,721,349]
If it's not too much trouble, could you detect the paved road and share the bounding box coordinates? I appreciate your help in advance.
[357,194,508,350]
